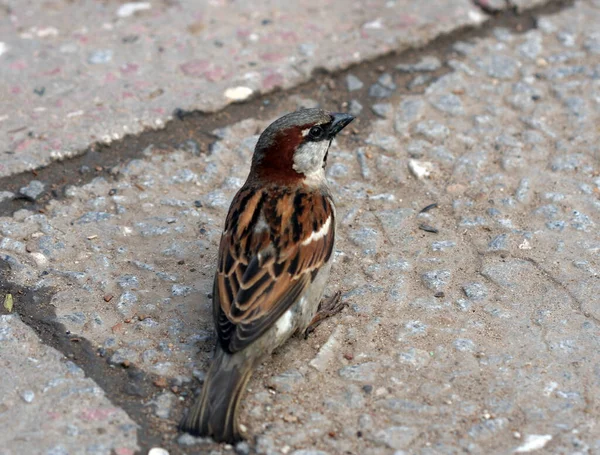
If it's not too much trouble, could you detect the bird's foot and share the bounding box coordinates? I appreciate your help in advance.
[303,291,345,338]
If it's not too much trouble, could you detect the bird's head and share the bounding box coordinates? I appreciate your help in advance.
[250,108,354,185]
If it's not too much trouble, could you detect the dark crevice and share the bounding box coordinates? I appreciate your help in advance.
[0,0,575,219]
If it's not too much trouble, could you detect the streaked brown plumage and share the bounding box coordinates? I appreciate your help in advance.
[180,108,354,442]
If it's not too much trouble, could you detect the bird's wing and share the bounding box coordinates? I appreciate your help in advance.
[213,185,335,353]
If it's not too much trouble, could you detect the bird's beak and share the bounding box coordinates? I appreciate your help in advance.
[328,112,355,138]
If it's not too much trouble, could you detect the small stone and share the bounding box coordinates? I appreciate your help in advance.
[368,73,396,99]
[369,83,393,98]
[235,441,251,455]
[371,103,392,118]
[88,50,113,64]
[117,2,152,18]
[346,74,364,91]
[431,94,464,115]
[76,212,112,224]
[153,391,175,419]
[224,86,253,101]
[21,390,35,403]
[377,73,396,90]
[0,191,15,202]
[348,99,363,116]
[462,282,488,301]
[454,338,475,352]
[108,348,137,366]
[414,121,449,142]
[339,362,379,382]
[396,56,441,73]
[408,159,433,180]
[348,227,379,255]
[488,234,509,251]
[479,54,519,79]
[431,240,456,251]
[374,426,418,450]
[147,448,169,455]
[421,270,450,291]
[18,180,45,201]
[172,284,193,297]
[514,434,553,453]
[395,98,424,132]
[117,275,139,289]
[407,73,432,89]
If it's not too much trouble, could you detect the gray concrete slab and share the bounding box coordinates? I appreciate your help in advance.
[0,0,490,178]
[0,314,138,455]
[1,1,600,453]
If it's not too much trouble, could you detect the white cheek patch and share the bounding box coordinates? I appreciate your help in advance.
[301,215,331,246]
[293,140,330,175]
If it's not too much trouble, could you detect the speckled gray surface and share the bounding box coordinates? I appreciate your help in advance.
[2,0,600,454]
[0,0,489,178]
[0,315,138,455]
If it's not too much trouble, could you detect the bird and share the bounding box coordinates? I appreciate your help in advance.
[180,108,355,443]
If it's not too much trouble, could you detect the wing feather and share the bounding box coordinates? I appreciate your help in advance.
[213,185,334,353]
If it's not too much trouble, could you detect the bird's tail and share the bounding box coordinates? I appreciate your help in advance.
[180,345,254,443]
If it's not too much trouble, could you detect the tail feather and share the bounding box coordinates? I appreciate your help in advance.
[180,346,254,443]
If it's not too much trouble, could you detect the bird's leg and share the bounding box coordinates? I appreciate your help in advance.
[304,291,345,338]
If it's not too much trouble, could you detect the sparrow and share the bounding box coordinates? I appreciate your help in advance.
[180,108,354,443]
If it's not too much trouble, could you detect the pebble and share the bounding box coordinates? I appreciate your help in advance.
[431,240,456,251]
[224,86,253,101]
[462,282,488,301]
[368,74,396,98]
[420,270,451,291]
[371,103,392,118]
[348,99,363,116]
[396,56,441,73]
[76,212,112,224]
[346,74,364,91]
[117,2,152,18]
[478,54,519,79]
[488,234,509,251]
[348,227,379,254]
[413,120,449,142]
[339,362,379,382]
[514,434,553,453]
[235,441,251,455]
[21,390,35,403]
[0,191,14,202]
[153,391,175,419]
[88,50,113,64]
[147,448,169,455]
[374,426,418,450]
[18,180,45,201]
[431,94,464,115]
[408,159,433,180]
[171,284,193,296]
[454,338,476,352]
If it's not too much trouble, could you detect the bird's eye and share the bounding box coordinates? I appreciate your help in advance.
[308,125,325,140]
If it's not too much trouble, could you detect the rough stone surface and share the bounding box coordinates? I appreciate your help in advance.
[0,315,138,454]
[1,1,600,454]
[0,0,486,178]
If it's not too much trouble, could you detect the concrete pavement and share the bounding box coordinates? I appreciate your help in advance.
[0,0,488,178]
[1,0,600,454]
